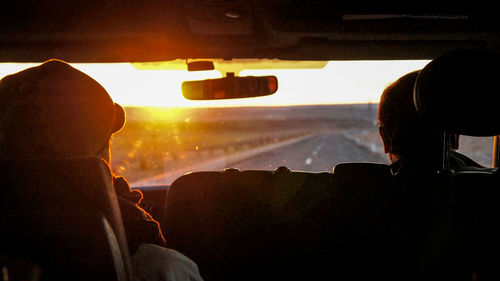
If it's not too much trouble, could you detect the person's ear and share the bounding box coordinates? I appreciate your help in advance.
[379,126,391,153]
[112,103,125,133]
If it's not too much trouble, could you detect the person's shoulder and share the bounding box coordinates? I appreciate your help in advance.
[391,157,440,177]
[450,151,484,168]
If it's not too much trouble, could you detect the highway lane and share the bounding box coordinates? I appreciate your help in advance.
[230,132,388,172]
[133,132,388,186]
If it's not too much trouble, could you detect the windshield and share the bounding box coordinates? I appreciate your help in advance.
[0,60,493,186]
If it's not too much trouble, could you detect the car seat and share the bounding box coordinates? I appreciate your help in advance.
[317,161,453,280]
[414,49,500,173]
[165,167,333,281]
[0,157,133,281]
[413,49,500,279]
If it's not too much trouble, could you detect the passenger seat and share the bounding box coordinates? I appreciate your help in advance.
[0,157,132,281]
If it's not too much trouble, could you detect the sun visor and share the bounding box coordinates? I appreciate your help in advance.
[414,50,500,136]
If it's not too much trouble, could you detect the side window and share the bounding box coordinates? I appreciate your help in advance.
[457,136,494,167]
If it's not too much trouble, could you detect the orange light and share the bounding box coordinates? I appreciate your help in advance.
[214,90,226,99]
[268,76,278,94]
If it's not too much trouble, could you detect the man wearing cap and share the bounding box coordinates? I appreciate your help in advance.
[0,59,203,281]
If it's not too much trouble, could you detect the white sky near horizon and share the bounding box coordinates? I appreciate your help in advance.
[0,60,430,107]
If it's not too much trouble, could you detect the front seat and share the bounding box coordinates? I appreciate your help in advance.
[414,49,500,279]
[0,157,133,281]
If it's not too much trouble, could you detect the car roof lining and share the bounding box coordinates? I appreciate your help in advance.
[0,0,499,62]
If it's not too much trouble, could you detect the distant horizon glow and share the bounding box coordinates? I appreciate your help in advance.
[0,60,430,108]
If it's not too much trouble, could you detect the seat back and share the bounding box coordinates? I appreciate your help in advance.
[411,49,500,278]
[165,167,333,281]
[0,157,132,281]
[326,162,463,280]
[444,172,500,278]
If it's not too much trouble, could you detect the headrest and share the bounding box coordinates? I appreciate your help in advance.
[414,50,500,136]
[0,157,114,207]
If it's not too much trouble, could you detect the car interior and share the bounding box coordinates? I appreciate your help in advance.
[1,1,500,281]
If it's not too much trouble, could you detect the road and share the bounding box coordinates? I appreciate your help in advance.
[229,132,387,172]
[133,132,388,187]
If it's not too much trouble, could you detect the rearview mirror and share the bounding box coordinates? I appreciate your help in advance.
[182,74,278,100]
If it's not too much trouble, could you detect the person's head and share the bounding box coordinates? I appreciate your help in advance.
[378,70,450,163]
[0,59,125,162]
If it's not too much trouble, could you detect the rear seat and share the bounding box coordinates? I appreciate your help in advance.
[164,161,454,281]
[165,162,434,281]
[165,167,333,281]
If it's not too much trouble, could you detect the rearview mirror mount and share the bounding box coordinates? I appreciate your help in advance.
[181,73,278,100]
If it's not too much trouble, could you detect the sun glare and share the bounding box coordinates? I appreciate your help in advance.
[143,107,189,121]
[0,60,430,107]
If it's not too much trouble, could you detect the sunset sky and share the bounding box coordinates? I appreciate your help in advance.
[0,60,430,107]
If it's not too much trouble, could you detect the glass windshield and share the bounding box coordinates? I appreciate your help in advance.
[0,60,494,186]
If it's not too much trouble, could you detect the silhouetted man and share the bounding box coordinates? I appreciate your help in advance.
[0,59,203,281]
